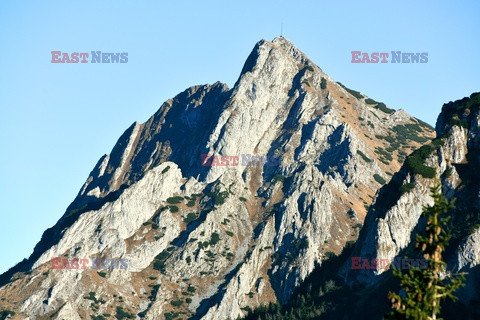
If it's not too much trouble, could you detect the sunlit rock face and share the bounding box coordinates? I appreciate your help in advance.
[0,37,436,320]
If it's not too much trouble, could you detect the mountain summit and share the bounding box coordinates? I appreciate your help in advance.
[0,38,434,319]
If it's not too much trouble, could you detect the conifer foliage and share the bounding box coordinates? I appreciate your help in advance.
[387,184,466,319]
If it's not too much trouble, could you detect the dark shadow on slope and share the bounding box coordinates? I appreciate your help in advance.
[315,125,352,180]
[191,222,262,320]
[287,69,306,98]
[190,261,245,320]
[293,119,317,161]
[234,41,263,87]
[155,84,231,181]
[170,193,216,249]
[442,264,480,319]
[284,94,306,131]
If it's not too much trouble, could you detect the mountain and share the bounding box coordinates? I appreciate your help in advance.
[0,37,434,320]
[342,92,480,318]
[241,92,480,320]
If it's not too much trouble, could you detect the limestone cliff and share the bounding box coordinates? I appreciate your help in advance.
[0,37,434,320]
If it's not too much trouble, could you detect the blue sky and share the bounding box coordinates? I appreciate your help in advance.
[0,0,478,273]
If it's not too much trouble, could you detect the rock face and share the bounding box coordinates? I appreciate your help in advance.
[0,37,434,319]
[342,92,480,316]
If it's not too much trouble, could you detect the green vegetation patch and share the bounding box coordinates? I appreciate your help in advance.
[357,150,372,163]
[183,212,197,224]
[400,182,415,194]
[375,102,395,114]
[161,166,170,174]
[208,190,229,206]
[405,138,445,178]
[83,291,99,304]
[293,237,309,251]
[148,284,160,301]
[169,205,179,213]
[170,300,183,307]
[375,147,393,164]
[393,124,429,144]
[325,251,336,259]
[320,77,327,89]
[373,174,387,185]
[153,249,172,273]
[337,82,364,99]
[210,232,220,246]
[166,196,183,204]
[164,313,179,320]
[115,306,134,319]
[414,117,434,130]
[0,310,15,319]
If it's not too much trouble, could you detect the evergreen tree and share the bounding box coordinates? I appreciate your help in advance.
[387,184,466,319]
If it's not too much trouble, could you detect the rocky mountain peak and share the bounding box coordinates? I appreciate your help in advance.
[272,36,313,66]
[435,92,480,136]
[0,38,436,320]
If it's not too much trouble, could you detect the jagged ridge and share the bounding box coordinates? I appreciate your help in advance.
[0,37,434,320]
